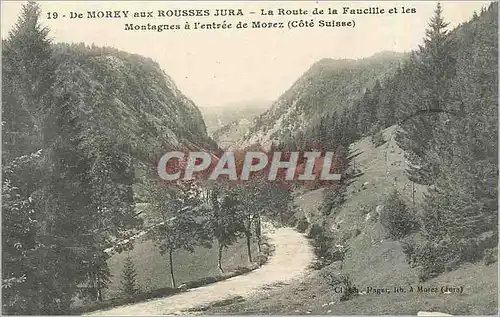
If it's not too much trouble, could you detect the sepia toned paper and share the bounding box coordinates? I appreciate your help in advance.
[1,1,498,315]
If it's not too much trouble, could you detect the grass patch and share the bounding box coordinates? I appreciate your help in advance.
[104,236,259,298]
[73,235,272,314]
[187,296,246,312]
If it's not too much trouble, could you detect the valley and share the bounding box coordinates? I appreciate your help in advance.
[2,1,497,316]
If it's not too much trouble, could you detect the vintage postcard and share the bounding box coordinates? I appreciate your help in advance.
[1,1,498,315]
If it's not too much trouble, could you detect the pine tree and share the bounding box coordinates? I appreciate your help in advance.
[376,77,397,127]
[1,2,69,314]
[380,190,418,240]
[399,2,456,185]
[121,255,139,296]
[356,88,374,136]
[408,3,498,271]
[2,0,56,151]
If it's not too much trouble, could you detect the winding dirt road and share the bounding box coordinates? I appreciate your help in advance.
[88,225,314,316]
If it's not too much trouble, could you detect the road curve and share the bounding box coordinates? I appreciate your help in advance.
[87,226,314,316]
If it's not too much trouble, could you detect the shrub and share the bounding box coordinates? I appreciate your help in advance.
[309,224,347,269]
[456,238,483,263]
[380,190,419,240]
[339,274,358,302]
[307,223,324,239]
[330,245,348,262]
[413,241,445,281]
[371,131,386,147]
[484,247,498,265]
[320,185,346,216]
[320,269,342,288]
[233,266,252,275]
[184,276,219,289]
[402,226,497,279]
[192,296,245,312]
[319,271,357,301]
[401,237,418,267]
[402,238,461,281]
[296,214,309,233]
[255,254,268,266]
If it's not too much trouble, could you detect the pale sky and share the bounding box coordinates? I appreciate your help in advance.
[1,1,490,108]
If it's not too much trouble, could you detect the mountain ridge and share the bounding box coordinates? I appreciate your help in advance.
[236,51,408,150]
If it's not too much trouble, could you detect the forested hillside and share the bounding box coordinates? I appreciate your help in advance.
[1,2,223,314]
[282,1,498,281]
[238,51,407,150]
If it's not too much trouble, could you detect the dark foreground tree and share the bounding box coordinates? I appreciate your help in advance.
[121,255,139,296]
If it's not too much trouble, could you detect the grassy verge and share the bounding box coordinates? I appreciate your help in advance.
[105,237,257,297]
[206,261,497,315]
[72,236,273,314]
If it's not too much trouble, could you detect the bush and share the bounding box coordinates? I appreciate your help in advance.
[371,131,386,147]
[233,266,252,275]
[255,254,268,266]
[320,185,346,216]
[401,223,497,279]
[380,190,419,240]
[484,247,498,265]
[184,276,219,289]
[308,224,347,269]
[191,296,245,312]
[287,213,298,227]
[307,223,324,239]
[401,237,418,267]
[319,271,357,301]
[403,233,499,281]
[456,238,483,263]
[339,274,358,302]
[402,237,463,281]
[320,270,343,288]
[296,214,310,233]
[413,241,446,281]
